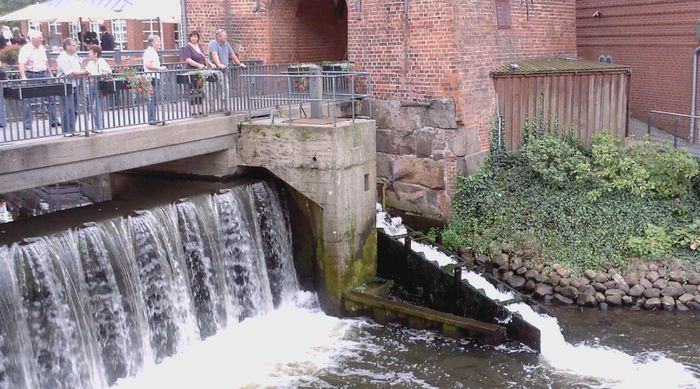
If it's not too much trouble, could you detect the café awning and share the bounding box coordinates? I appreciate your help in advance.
[0,0,181,23]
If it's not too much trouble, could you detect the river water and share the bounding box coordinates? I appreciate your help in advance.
[0,179,698,389]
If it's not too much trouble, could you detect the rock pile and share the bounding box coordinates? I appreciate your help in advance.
[463,252,700,312]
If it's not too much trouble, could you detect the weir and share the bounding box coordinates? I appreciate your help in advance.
[0,182,300,388]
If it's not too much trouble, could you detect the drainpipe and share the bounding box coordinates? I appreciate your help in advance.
[691,46,700,143]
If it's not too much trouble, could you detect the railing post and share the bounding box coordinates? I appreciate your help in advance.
[647,111,653,137]
[114,48,121,65]
[309,65,322,119]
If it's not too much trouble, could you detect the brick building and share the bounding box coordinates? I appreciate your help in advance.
[18,19,180,51]
[186,0,577,220]
[577,0,700,138]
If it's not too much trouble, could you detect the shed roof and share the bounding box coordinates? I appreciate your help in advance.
[491,57,630,78]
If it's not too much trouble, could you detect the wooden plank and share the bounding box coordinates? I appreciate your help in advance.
[521,76,531,147]
[344,291,508,339]
[609,74,619,137]
[617,74,627,139]
[585,74,594,143]
[601,74,611,133]
[557,75,566,134]
[513,77,522,149]
[572,75,581,140]
[565,75,574,133]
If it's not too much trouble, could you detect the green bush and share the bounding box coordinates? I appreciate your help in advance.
[0,45,19,65]
[444,125,700,273]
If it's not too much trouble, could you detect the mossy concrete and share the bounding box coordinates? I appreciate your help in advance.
[239,118,377,315]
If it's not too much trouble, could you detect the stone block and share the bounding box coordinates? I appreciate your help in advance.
[385,182,448,220]
[393,156,446,189]
[376,152,393,179]
[423,98,458,129]
[415,128,433,158]
[456,151,489,177]
[447,129,467,157]
[376,129,416,155]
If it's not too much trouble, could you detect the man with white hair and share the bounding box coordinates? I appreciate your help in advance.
[56,38,88,136]
[208,29,246,115]
[18,30,58,131]
[143,34,166,125]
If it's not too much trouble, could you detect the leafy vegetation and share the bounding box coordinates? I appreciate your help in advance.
[443,119,700,273]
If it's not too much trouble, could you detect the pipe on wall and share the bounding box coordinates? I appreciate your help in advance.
[690,46,700,142]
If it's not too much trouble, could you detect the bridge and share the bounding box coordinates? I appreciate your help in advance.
[0,64,376,314]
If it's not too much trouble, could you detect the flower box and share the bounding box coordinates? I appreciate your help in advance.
[287,65,311,74]
[3,83,72,100]
[176,73,220,85]
[99,79,129,94]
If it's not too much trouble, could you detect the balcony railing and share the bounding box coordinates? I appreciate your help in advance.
[0,63,372,144]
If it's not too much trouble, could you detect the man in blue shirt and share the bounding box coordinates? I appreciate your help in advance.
[208,29,246,114]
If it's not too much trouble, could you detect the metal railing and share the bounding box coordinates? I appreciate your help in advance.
[0,63,374,143]
[241,70,372,127]
[647,110,700,149]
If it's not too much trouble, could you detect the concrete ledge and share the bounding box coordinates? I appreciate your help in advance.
[0,114,243,194]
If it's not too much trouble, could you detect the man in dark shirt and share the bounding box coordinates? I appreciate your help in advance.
[99,25,115,51]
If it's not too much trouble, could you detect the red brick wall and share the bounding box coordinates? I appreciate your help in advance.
[577,0,700,138]
[452,0,577,152]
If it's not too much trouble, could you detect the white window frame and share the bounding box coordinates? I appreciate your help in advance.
[69,22,80,42]
[111,19,127,50]
[28,21,40,32]
[89,20,103,45]
[142,19,158,48]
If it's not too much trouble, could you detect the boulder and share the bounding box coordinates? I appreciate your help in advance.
[501,271,514,283]
[579,285,596,296]
[646,271,660,283]
[599,302,608,311]
[476,255,489,266]
[534,283,553,298]
[577,277,590,286]
[676,303,690,312]
[559,286,579,300]
[661,296,676,311]
[515,266,528,276]
[622,296,634,306]
[492,254,508,268]
[683,285,698,294]
[577,293,597,307]
[629,284,645,298]
[605,288,625,297]
[524,280,537,292]
[669,259,684,271]
[652,279,667,290]
[583,269,597,281]
[678,293,695,305]
[661,286,683,299]
[668,281,683,289]
[548,273,561,286]
[570,279,582,289]
[507,275,526,289]
[616,283,630,294]
[623,272,640,286]
[557,268,571,279]
[688,272,700,285]
[688,302,700,311]
[644,298,661,310]
[648,262,659,271]
[559,278,571,287]
[643,288,661,299]
[524,270,542,282]
[604,280,618,290]
[637,263,649,272]
[592,282,607,293]
[510,257,523,270]
[594,273,610,283]
[595,292,606,303]
[668,270,685,283]
[606,294,623,306]
[638,278,653,289]
[553,293,574,305]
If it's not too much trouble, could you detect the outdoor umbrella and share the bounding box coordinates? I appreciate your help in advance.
[0,2,54,22]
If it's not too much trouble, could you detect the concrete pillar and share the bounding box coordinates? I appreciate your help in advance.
[238,118,377,314]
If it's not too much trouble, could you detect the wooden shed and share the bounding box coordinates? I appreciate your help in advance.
[491,58,631,150]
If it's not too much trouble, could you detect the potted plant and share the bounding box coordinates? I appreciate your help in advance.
[176,69,222,86]
[99,69,153,97]
[0,45,20,66]
[321,61,354,73]
[98,73,129,94]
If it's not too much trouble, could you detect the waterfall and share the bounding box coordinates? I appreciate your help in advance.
[0,183,300,389]
[375,206,698,388]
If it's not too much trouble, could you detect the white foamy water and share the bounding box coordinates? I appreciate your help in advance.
[376,205,700,388]
[112,292,354,389]
[507,303,699,388]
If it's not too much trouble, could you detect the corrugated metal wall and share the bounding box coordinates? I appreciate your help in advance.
[494,71,629,150]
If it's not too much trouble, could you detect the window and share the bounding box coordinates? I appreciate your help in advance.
[69,22,80,42]
[112,20,127,50]
[174,23,181,49]
[28,21,40,32]
[89,20,103,45]
[495,0,511,29]
[142,19,159,48]
[598,55,613,63]
[48,22,61,36]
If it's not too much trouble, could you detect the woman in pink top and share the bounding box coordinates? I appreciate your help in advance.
[181,31,212,116]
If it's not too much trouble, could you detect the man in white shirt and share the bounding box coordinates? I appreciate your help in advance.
[143,34,166,125]
[56,38,88,136]
[18,30,58,130]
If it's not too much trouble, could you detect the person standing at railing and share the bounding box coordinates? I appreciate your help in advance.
[56,38,88,137]
[208,29,246,115]
[99,26,115,52]
[0,62,6,129]
[143,34,166,125]
[11,28,26,46]
[86,45,112,133]
[182,31,211,117]
[18,30,58,131]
